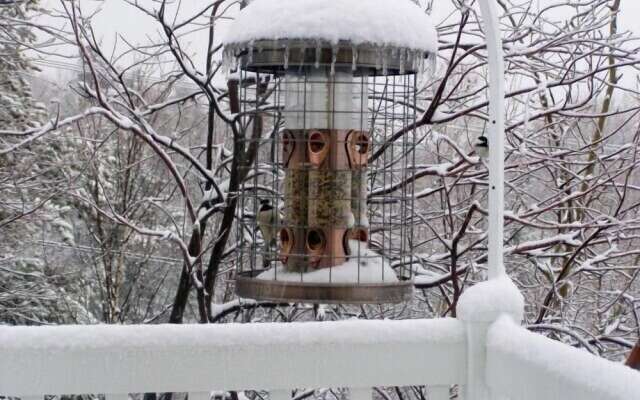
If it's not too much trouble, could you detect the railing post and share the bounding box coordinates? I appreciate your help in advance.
[458,277,524,400]
[460,321,491,400]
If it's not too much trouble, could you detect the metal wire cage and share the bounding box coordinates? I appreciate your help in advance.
[224,1,437,304]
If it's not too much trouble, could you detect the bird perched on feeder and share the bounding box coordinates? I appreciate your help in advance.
[475,135,489,159]
[257,199,280,248]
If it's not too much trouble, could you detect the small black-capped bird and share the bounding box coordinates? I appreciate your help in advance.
[257,199,279,248]
[475,135,489,159]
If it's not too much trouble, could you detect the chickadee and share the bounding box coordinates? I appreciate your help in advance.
[257,199,279,247]
[475,136,489,159]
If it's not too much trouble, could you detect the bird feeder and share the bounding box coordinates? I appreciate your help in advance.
[225,0,438,304]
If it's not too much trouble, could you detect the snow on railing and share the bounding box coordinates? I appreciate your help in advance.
[1,280,638,400]
[0,319,465,400]
[487,317,640,400]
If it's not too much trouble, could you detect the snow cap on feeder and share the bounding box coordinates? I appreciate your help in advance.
[223,0,438,76]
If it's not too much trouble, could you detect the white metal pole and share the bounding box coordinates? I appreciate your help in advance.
[477,0,506,279]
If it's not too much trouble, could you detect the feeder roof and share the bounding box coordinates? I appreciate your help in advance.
[224,0,439,54]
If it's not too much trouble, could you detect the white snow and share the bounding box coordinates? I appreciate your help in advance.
[487,316,640,400]
[210,299,257,320]
[577,244,617,271]
[0,318,467,395]
[457,276,524,323]
[431,162,453,176]
[0,317,463,350]
[413,267,467,287]
[224,0,438,54]
[257,240,398,283]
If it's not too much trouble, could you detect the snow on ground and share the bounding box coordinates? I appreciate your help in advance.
[224,0,438,54]
[257,240,398,283]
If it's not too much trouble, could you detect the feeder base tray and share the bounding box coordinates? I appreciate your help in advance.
[235,270,413,304]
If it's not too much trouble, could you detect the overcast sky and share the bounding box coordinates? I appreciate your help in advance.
[38,0,640,77]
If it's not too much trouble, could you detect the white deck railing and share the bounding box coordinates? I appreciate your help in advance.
[486,317,640,400]
[0,319,466,396]
[1,281,638,400]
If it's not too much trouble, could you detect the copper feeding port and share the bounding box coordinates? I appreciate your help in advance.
[279,227,294,264]
[308,130,329,167]
[344,228,370,257]
[347,130,370,168]
[306,229,326,251]
[306,229,326,267]
[349,227,369,243]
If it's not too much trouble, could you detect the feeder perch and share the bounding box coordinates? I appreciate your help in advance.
[226,0,438,304]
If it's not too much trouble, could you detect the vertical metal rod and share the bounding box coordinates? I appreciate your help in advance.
[477,0,506,279]
[410,73,417,280]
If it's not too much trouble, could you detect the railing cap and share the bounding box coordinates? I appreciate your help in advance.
[458,275,524,323]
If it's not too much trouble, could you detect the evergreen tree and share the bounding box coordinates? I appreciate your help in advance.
[0,0,45,130]
[0,0,88,325]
